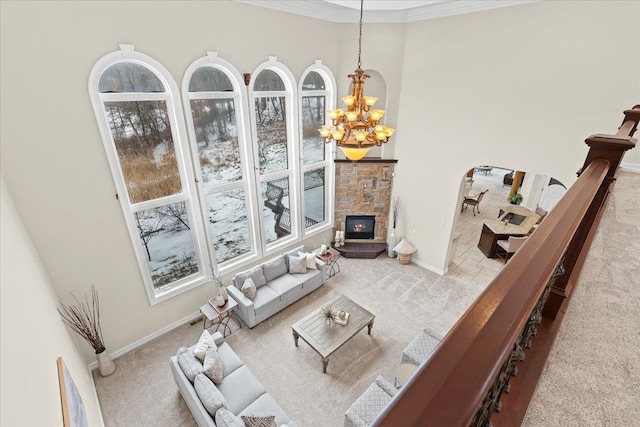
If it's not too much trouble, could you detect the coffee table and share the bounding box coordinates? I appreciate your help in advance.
[291,295,375,373]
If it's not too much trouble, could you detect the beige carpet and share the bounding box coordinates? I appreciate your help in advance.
[93,256,489,426]
[523,170,640,426]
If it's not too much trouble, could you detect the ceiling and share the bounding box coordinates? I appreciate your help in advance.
[233,0,537,23]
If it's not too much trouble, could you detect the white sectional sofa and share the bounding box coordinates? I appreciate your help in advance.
[170,331,297,427]
[227,245,326,328]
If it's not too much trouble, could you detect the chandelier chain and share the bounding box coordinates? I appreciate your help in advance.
[357,0,363,68]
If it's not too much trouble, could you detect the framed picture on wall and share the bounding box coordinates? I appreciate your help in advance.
[56,357,88,427]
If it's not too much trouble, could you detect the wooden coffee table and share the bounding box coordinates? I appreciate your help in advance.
[291,295,374,373]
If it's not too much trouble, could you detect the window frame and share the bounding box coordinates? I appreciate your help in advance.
[248,57,301,256]
[88,44,210,305]
[298,60,337,238]
[181,52,261,276]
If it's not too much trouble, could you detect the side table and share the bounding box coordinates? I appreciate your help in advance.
[315,247,341,278]
[199,296,241,337]
[395,363,418,388]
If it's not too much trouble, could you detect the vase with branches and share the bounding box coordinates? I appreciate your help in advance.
[389,196,401,257]
[58,285,115,376]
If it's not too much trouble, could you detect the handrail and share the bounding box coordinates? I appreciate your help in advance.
[373,105,639,426]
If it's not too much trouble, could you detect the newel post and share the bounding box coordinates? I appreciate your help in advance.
[543,106,639,319]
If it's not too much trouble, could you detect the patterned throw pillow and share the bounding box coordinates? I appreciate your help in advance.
[241,277,257,301]
[241,415,276,427]
[287,255,307,274]
[193,330,217,362]
[298,251,318,270]
[203,346,224,384]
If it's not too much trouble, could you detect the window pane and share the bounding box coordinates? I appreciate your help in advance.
[255,96,288,174]
[135,202,199,289]
[104,101,182,203]
[302,71,325,90]
[99,63,164,93]
[262,177,291,243]
[253,70,284,91]
[189,67,233,92]
[206,188,251,263]
[190,99,241,184]
[301,95,325,164]
[304,168,325,227]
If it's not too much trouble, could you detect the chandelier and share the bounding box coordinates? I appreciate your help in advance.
[319,0,396,161]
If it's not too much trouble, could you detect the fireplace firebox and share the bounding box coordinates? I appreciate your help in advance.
[345,215,375,240]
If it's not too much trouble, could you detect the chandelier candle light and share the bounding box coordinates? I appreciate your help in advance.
[319,0,396,161]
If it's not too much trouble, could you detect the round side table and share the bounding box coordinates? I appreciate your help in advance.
[395,363,418,388]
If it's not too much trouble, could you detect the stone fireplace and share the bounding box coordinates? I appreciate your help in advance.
[334,158,398,243]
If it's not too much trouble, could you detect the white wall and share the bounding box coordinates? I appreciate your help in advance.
[393,0,640,271]
[1,176,102,426]
[0,0,352,363]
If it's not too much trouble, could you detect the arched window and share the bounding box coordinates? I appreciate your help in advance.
[182,52,260,273]
[299,61,336,235]
[249,57,300,253]
[89,45,209,304]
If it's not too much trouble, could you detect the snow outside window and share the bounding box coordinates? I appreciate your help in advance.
[299,62,336,236]
[250,58,301,254]
[183,52,260,275]
[89,45,209,305]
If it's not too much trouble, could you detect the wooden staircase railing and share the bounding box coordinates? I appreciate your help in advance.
[373,105,639,427]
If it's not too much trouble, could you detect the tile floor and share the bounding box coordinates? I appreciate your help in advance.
[446,166,515,286]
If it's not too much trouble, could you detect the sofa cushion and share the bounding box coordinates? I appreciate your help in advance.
[283,245,305,269]
[262,255,288,282]
[203,346,224,384]
[239,393,290,427]
[193,330,217,362]
[235,265,267,290]
[241,415,276,427]
[298,251,318,270]
[266,274,303,301]
[242,277,257,301]
[217,365,266,414]
[289,268,322,289]
[287,255,307,274]
[176,347,203,383]
[215,408,245,427]
[194,373,228,416]
[217,342,245,378]
[252,285,280,312]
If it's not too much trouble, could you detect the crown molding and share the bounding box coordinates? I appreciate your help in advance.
[233,0,539,23]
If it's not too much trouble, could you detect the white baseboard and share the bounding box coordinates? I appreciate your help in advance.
[88,310,202,371]
[410,257,446,275]
[87,365,106,426]
[620,162,640,173]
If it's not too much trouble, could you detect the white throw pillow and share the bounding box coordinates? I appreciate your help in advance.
[288,255,307,274]
[193,330,217,362]
[203,346,224,384]
[242,277,257,301]
[298,251,318,270]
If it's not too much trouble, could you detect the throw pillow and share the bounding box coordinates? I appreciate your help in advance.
[298,251,318,270]
[241,415,276,427]
[193,330,217,362]
[176,347,203,383]
[287,255,307,274]
[203,346,223,384]
[241,277,257,301]
[193,373,228,416]
[215,408,244,427]
[262,255,288,282]
[235,265,267,290]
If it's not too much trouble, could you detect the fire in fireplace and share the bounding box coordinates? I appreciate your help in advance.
[345,215,375,239]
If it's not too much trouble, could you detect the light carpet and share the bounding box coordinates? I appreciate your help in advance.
[93,256,489,426]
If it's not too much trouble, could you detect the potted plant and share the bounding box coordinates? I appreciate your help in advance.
[508,193,524,205]
[58,285,115,376]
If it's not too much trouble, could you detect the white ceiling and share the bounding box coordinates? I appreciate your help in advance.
[233,0,538,23]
